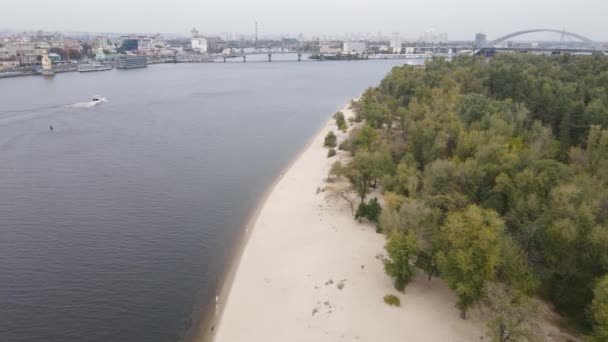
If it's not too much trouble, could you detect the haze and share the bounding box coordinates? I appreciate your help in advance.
[3,0,608,40]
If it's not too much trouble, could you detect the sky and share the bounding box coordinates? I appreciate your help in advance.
[2,0,608,41]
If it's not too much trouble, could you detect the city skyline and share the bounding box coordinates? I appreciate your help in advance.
[2,0,608,41]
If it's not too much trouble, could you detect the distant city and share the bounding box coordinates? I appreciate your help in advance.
[1,26,606,78]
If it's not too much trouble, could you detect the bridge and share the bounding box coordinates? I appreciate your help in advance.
[213,51,312,63]
[475,29,606,55]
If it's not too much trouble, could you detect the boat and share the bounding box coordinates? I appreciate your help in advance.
[116,54,147,69]
[41,50,55,76]
[78,62,113,72]
[91,95,108,104]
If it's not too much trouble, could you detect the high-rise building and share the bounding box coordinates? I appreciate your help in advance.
[475,33,487,47]
[390,32,401,53]
[96,36,109,50]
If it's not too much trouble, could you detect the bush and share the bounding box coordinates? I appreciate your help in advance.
[333,111,347,132]
[383,294,401,307]
[355,197,382,222]
[327,148,337,158]
[324,131,337,148]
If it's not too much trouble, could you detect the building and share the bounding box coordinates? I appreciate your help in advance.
[95,48,107,60]
[96,36,110,50]
[205,37,225,53]
[190,28,209,53]
[475,33,487,48]
[48,53,61,63]
[343,41,366,55]
[390,33,402,53]
[191,37,208,53]
[138,37,153,51]
[118,38,139,53]
[0,60,19,70]
[319,42,342,54]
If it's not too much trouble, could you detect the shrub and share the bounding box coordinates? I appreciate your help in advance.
[327,148,337,158]
[324,131,337,148]
[355,197,382,222]
[333,111,347,132]
[383,294,401,307]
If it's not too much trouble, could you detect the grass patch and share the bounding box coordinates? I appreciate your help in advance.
[383,294,400,307]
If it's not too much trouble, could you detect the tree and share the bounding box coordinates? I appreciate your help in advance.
[384,230,418,291]
[496,237,537,295]
[353,124,379,152]
[393,159,420,197]
[482,283,543,342]
[329,55,608,330]
[416,250,439,281]
[436,205,504,318]
[581,125,608,181]
[324,130,337,148]
[339,149,394,203]
[591,275,608,341]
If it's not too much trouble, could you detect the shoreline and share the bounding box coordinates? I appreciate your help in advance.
[188,100,354,342]
[209,100,488,342]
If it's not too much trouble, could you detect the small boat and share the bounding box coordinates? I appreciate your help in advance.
[91,95,108,104]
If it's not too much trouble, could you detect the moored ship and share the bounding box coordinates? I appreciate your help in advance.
[78,62,113,72]
[116,54,147,69]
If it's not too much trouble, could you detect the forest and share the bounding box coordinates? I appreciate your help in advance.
[329,54,608,340]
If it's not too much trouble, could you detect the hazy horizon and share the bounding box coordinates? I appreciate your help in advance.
[2,0,608,41]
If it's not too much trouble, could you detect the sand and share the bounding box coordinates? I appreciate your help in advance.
[208,102,496,342]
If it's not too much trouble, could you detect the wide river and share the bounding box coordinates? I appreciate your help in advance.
[0,57,411,342]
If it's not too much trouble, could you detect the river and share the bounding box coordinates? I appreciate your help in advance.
[0,58,416,342]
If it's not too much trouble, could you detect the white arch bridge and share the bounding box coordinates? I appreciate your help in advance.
[475,29,606,55]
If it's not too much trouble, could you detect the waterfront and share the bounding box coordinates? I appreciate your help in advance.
[0,60,409,342]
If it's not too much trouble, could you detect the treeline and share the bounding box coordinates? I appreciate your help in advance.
[330,54,608,340]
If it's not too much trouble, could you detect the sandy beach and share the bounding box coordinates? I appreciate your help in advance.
[207,102,494,342]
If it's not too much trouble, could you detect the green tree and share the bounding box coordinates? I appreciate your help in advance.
[591,275,608,341]
[416,250,439,281]
[353,124,379,152]
[436,205,504,318]
[384,230,419,291]
[483,283,543,342]
[330,55,608,330]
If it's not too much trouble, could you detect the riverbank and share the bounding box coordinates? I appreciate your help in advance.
[208,101,488,341]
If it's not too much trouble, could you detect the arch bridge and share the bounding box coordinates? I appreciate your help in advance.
[475,29,606,55]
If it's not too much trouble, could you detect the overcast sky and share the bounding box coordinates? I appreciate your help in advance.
[3,0,607,40]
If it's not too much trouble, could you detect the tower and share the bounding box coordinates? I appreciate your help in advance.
[255,20,258,44]
[191,28,199,38]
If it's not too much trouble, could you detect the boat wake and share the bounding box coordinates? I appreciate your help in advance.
[68,96,108,108]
